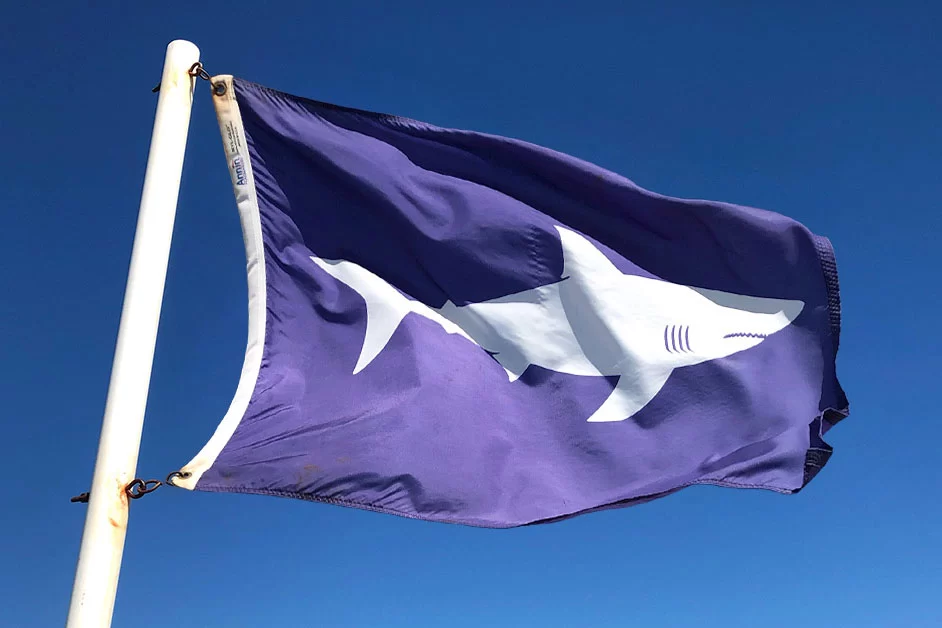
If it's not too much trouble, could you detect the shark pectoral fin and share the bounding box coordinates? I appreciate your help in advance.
[585,368,673,423]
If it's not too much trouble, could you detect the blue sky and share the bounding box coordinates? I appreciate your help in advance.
[3,2,940,626]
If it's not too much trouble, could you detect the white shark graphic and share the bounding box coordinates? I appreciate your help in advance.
[311,226,804,422]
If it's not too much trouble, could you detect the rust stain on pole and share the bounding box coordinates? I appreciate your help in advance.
[107,477,130,533]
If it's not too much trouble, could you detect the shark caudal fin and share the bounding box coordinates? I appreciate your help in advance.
[312,257,413,374]
[312,256,478,374]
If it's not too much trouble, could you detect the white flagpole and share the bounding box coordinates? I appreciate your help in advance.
[67,39,200,628]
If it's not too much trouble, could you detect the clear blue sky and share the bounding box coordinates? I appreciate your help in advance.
[2,2,940,626]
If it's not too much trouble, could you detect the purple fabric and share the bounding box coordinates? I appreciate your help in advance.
[196,78,848,527]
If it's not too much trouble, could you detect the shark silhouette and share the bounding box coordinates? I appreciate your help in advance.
[311,226,804,422]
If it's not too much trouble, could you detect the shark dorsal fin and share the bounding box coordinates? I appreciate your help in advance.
[555,226,622,281]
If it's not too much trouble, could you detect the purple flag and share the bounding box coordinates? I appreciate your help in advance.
[174,75,848,527]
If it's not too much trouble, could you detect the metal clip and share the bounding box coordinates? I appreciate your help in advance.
[70,478,163,503]
[126,478,162,499]
[187,62,211,82]
[152,62,211,93]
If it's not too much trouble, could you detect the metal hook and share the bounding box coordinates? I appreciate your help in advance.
[165,470,192,487]
[152,62,211,93]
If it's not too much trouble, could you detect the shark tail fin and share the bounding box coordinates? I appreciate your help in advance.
[311,256,412,374]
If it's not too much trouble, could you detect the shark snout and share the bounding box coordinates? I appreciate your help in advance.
[713,298,804,349]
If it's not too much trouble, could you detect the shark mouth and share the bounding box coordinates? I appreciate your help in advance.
[664,325,692,353]
[723,332,769,340]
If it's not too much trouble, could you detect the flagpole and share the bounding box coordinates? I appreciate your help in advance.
[66,40,200,628]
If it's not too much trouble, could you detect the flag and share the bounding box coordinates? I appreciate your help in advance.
[173,75,848,527]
